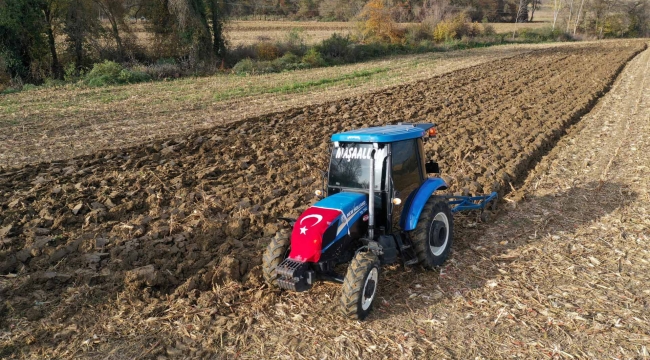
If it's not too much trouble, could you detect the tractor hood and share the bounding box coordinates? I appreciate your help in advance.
[288,192,368,262]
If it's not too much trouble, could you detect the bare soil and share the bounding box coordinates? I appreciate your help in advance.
[0,41,607,168]
[0,40,647,359]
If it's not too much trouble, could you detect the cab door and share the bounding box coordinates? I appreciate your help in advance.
[390,139,425,231]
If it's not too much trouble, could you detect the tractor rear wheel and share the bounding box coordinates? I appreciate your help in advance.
[340,251,380,320]
[262,229,291,287]
[411,197,453,269]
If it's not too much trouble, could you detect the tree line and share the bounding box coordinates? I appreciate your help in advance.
[1,0,229,84]
[1,0,648,86]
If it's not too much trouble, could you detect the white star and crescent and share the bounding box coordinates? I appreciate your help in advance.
[298,214,323,235]
[300,214,323,225]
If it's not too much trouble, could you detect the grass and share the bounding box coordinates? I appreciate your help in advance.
[213,67,389,101]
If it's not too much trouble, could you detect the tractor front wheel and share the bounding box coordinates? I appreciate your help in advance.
[262,229,291,287]
[411,197,454,269]
[340,251,380,320]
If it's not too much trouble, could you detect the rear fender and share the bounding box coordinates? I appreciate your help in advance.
[400,178,448,231]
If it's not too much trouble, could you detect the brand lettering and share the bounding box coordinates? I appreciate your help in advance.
[335,147,372,161]
[346,200,368,219]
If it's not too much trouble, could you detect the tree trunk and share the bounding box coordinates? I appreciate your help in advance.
[573,0,586,35]
[43,7,62,79]
[108,15,124,60]
[209,0,226,59]
[552,0,560,29]
[530,0,537,21]
[566,0,574,32]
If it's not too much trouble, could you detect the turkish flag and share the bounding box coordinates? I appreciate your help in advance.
[288,206,343,262]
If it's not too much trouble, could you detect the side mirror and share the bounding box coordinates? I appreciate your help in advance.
[425,161,440,174]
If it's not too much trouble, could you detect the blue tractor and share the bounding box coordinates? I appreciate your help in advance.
[262,124,497,320]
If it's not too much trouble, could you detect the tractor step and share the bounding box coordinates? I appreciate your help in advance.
[404,258,419,266]
[394,233,419,266]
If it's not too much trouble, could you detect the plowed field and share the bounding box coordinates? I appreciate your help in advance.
[0,40,646,358]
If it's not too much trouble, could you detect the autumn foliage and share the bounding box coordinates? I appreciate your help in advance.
[357,0,405,43]
[433,12,483,42]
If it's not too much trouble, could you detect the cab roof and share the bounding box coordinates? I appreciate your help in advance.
[331,124,433,143]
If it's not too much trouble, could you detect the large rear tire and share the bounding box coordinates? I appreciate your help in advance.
[340,251,380,320]
[411,197,453,269]
[262,229,291,287]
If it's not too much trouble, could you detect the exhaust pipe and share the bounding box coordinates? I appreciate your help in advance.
[368,143,377,240]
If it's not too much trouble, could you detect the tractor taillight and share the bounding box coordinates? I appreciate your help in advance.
[428,127,438,138]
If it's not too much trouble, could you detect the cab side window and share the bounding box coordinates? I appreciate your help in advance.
[391,139,423,229]
[391,139,422,195]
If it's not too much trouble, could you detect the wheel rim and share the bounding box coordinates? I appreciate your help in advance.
[429,212,449,256]
[361,267,378,311]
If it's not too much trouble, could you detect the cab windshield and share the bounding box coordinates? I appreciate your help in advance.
[328,143,386,191]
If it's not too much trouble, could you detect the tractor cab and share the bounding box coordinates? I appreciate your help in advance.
[326,124,440,235]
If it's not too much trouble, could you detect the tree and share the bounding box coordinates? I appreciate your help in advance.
[0,0,49,82]
[207,0,227,59]
[169,0,212,62]
[566,0,575,31]
[161,0,229,63]
[41,0,65,79]
[551,0,562,29]
[93,0,130,59]
[622,0,649,36]
[417,0,452,23]
[297,0,318,18]
[572,0,586,34]
[142,0,182,57]
[63,0,101,71]
[529,0,540,20]
[319,0,365,20]
[357,0,404,43]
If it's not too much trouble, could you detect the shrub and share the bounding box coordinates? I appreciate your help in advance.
[317,34,353,62]
[118,69,150,83]
[405,23,434,43]
[228,45,258,66]
[139,63,182,79]
[301,48,327,67]
[602,14,628,38]
[285,28,306,49]
[84,60,123,86]
[43,78,65,88]
[433,20,457,42]
[516,27,573,42]
[232,58,256,75]
[272,52,304,71]
[256,42,281,61]
[84,60,151,86]
[63,62,83,82]
[433,13,482,42]
[156,57,177,65]
[482,24,496,36]
[0,57,10,93]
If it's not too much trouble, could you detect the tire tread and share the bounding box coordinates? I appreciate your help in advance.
[262,230,290,286]
[340,252,379,320]
[411,197,453,269]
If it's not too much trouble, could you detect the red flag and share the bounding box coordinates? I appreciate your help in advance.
[289,206,342,262]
